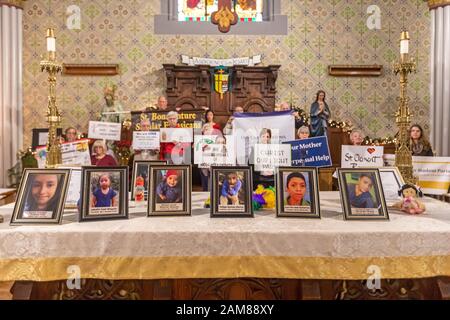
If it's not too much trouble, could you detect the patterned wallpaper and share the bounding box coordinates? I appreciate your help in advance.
[22,0,430,147]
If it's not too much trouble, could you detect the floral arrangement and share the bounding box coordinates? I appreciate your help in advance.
[113,139,132,165]
[252,185,276,211]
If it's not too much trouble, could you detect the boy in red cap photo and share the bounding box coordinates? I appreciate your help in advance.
[156,169,182,203]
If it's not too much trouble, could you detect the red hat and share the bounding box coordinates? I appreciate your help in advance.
[165,170,180,179]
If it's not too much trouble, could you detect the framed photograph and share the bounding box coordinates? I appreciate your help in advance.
[131,160,167,201]
[10,168,70,225]
[275,167,321,218]
[148,165,191,216]
[211,166,253,218]
[80,166,129,222]
[379,167,405,201]
[337,168,389,220]
[31,128,62,150]
[56,165,82,209]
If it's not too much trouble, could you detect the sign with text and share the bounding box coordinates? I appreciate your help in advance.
[341,145,384,168]
[88,121,121,141]
[254,144,291,171]
[194,135,235,168]
[384,154,450,194]
[61,139,91,166]
[160,128,193,143]
[132,131,160,150]
[284,136,332,167]
[131,110,205,135]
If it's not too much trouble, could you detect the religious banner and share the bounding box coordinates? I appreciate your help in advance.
[341,145,384,168]
[194,135,236,168]
[284,136,332,167]
[88,121,121,141]
[131,110,204,135]
[383,154,450,195]
[233,111,295,165]
[132,131,160,150]
[160,128,193,143]
[253,144,291,171]
[181,55,262,66]
[35,139,91,168]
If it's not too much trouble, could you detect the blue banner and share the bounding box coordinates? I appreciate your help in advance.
[283,136,332,167]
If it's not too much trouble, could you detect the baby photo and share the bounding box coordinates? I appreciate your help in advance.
[89,171,120,216]
[148,165,191,216]
[218,171,245,212]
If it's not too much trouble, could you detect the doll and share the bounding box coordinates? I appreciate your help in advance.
[394,184,426,215]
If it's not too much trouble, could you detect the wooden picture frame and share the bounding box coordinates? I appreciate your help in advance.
[148,165,191,216]
[337,168,389,221]
[378,167,405,201]
[10,168,70,225]
[276,167,321,218]
[211,166,253,218]
[131,160,167,201]
[79,166,129,222]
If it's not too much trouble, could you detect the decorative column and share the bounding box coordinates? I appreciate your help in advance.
[0,0,24,187]
[428,0,450,156]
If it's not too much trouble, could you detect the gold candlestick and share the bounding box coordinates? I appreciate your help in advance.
[393,31,417,184]
[40,28,62,168]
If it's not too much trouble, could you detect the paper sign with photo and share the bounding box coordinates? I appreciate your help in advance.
[160,128,193,143]
[88,121,122,141]
[61,139,91,165]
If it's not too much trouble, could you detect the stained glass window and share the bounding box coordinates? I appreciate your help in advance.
[178,0,264,22]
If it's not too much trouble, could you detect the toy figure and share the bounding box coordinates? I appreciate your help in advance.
[394,184,426,215]
[134,176,145,202]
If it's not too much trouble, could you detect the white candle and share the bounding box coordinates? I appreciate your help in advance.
[47,37,56,52]
[400,39,409,54]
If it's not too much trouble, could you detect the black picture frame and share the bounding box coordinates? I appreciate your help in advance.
[131,160,167,201]
[79,166,129,222]
[148,165,191,216]
[31,128,63,150]
[275,166,321,218]
[210,166,253,218]
[337,168,389,221]
[10,168,70,225]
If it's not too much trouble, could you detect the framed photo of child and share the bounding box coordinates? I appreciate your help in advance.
[148,165,191,216]
[337,168,389,220]
[210,166,253,218]
[10,168,71,225]
[131,160,167,201]
[79,166,129,222]
[275,167,321,218]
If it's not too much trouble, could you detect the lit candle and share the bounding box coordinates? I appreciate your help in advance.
[400,31,409,55]
[46,28,56,52]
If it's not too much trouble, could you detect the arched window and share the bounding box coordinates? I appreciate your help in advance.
[155,0,287,35]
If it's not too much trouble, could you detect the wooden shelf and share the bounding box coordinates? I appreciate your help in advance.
[328,65,383,77]
[62,64,119,76]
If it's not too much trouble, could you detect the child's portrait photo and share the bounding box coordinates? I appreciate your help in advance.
[211,166,253,217]
[11,169,70,225]
[131,160,166,201]
[80,166,129,222]
[338,168,389,220]
[276,167,320,218]
[148,165,191,216]
[89,172,120,215]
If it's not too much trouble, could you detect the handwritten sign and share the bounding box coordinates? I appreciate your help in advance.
[88,121,121,141]
[61,139,91,165]
[284,136,332,167]
[160,128,193,143]
[194,135,236,168]
[341,145,384,168]
[133,131,160,150]
[254,144,291,171]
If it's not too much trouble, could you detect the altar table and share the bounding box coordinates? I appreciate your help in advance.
[1,192,449,300]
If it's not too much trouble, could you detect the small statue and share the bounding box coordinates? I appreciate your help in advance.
[100,84,124,124]
[394,184,426,215]
[134,176,145,203]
